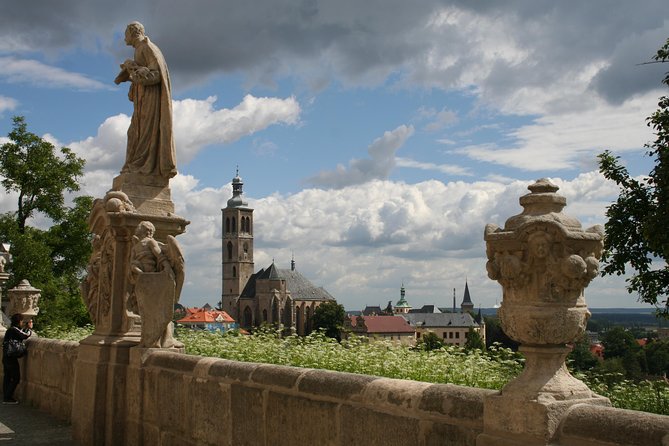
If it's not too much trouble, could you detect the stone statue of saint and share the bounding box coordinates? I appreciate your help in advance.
[129,221,184,348]
[115,21,177,179]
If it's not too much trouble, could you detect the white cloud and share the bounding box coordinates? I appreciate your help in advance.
[167,170,633,311]
[306,125,415,189]
[0,56,109,90]
[66,95,301,174]
[455,91,658,171]
[0,96,18,114]
[396,157,471,176]
[173,95,301,163]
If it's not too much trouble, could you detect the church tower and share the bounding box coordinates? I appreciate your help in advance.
[221,169,254,321]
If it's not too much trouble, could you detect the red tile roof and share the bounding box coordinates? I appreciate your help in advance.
[178,307,235,324]
[352,315,415,334]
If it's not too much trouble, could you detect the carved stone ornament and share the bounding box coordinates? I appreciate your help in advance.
[6,279,40,317]
[484,178,604,400]
[129,220,184,348]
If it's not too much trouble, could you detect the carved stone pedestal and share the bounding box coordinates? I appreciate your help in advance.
[478,179,609,446]
[71,190,188,446]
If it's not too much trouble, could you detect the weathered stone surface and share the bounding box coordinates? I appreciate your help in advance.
[420,383,491,422]
[298,368,377,400]
[266,392,338,446]
[230,384,265,446]
[144,349,198,372]
[251,363,304,389]
[425,421,480,446]
[341,405,421,446]
[559,404,669,446]
[209,359,260,382]
[186,377,231,446]
[362,377,431,411]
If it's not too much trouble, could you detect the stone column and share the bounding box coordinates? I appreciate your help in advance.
[477,179,610,446]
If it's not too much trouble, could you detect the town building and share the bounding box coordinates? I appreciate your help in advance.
[344,315,416,345]
[220,171,336,334]
[399,281,485,346]
[177,306,238,333]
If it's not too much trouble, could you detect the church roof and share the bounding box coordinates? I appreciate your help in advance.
[277,268,334,302]
[240,264,334,302]
[401,312,480,328]
[462,281,473,305]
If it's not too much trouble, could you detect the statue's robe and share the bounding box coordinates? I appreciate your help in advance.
[123,37,177,179]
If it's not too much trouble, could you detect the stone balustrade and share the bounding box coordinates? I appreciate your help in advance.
[4,335,668,446]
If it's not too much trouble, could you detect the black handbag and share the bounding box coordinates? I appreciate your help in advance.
[4,339,27,358]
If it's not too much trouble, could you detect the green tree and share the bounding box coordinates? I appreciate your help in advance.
[645,339,669,377]
[416,331,445,351]
[464,327,485,351]
[568,333,598,371]
[598,38,669,317]
[0,116,91,329]
[0,116,85,233]
[312,301,346,340]
[601,326,640,359]
[484,316,520,350]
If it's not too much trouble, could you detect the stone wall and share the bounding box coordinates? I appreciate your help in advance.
[5,337,669,445]
[7,336,78,421]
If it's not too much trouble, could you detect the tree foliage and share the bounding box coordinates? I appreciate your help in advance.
[0,116,91,329]
[598,37,669,317]
[464,327,485,351]
[312,301,346,340]
[416,331,445,351]
[0,116,85,233]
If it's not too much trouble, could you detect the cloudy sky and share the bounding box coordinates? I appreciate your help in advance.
[1,1,667,311]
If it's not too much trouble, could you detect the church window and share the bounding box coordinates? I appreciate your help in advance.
[225,218,230,233]
[449,332,453,339]
[227,242,233,260]
[455,332,460,339]
[232,266,236,278]
[243,243,249,254]
[231,217,236,233]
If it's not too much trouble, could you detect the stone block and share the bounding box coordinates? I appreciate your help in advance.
[251,363,304,389]
[231,384,265,446]
[155,370,187,435]
[209,359,259,382]
[341,405,421,446]
[144,350,199,372]
[142,422,161,446]
[186,377,231,446]
[559,404,669,446]
[362,377,431,411]
[265,392,338,446]
[298,369,377,401]
[420,384,491,423]
[425,421,480,446]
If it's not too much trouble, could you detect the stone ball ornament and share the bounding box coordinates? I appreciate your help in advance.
[484,178,604,347]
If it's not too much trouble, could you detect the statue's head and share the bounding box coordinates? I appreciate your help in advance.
[136,221,155,239]
[125,21,146,46]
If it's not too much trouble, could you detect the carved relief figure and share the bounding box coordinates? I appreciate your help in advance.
[115,21,177,179]
[129,221,184,348]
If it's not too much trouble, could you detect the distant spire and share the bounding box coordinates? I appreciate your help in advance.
[227,167,248,208]
[453,288,456,313]
[291,251,295,271]
[461,279,475,313]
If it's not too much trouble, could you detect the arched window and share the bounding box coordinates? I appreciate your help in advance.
[248,218,252,235]
[241,216,247,233]
[232,266,237,278]
[227,241,233,260]
[231,217,236,233]
[225,217,230,233]
[243,306,253,329]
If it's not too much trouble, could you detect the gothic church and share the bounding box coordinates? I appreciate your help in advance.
[220,171,335,333]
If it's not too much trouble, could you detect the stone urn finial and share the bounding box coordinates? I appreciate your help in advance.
[484,179,605,400]
[6,279,41,319]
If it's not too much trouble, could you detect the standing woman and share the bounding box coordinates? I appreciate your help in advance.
[2,314,32,404]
